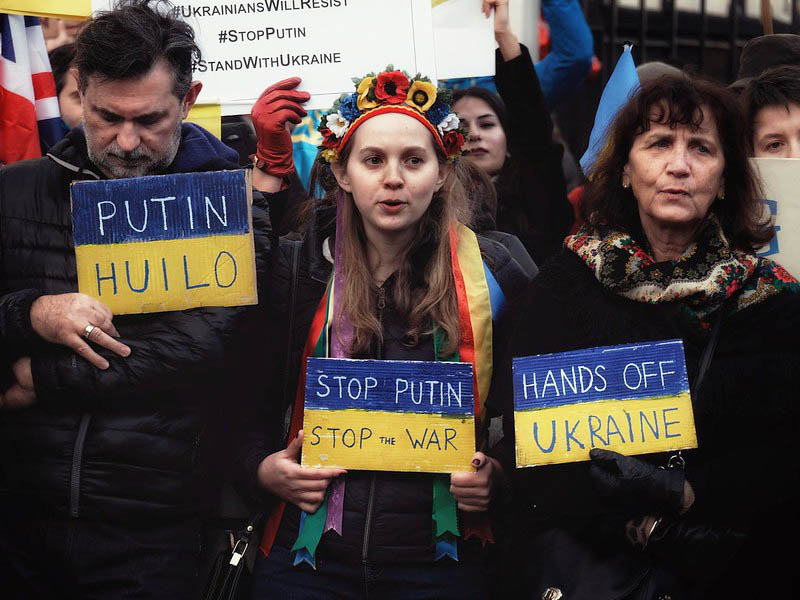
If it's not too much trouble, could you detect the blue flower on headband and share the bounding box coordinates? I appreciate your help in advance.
[338,94,361,123]
[426,101,450,127]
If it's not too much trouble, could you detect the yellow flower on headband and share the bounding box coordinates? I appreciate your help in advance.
[321,148,339,162]
[356,76,378,110]
[406,80,437,112]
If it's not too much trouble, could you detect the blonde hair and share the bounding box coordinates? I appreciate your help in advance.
[308,137,474,357]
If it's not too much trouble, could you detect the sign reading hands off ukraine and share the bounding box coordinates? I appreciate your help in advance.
[71,170,257,314]
[513,340,697,467]
[302,358,476,473]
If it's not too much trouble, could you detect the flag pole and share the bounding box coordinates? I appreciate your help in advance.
[760,0,774,35]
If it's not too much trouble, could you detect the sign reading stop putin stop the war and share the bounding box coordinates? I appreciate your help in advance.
[513,340,697,468]
[301,358,476,473]
[71,170,257,315]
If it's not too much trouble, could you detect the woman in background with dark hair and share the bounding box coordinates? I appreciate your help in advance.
[740,65,800,158]
[502,75,800,599]
[452,0,573,266]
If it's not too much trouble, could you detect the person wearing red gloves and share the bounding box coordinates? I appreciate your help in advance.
[250,78,310,189]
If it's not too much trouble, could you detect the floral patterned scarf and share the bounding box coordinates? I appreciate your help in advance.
[565,217,799,328]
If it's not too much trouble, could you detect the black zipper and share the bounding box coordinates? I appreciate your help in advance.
[362,284,386,562]
[376,286,386,310]
[361,474,377,562]
[69,413,91,517]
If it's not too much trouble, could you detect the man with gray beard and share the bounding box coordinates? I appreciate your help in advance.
[0,1,270,597]
[83,113,182,178]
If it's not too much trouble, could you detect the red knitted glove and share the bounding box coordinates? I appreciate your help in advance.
[251,77,310,178]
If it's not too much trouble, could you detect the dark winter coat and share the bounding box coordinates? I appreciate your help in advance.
[480,45,574,265]
[0,124,271,520]
[237,202,530,564]
[500,249,800,599]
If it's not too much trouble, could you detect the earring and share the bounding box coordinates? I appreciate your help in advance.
[718,189,725,200]
[622,181,630,189]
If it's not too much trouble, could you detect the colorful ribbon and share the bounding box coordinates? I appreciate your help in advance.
[259,284,330,558]
[432,474,461,561]
[322,191,351,538]
[290,492,329,567]
[323,478,345,535]
[291,513,317,569]
[447,225,504,548]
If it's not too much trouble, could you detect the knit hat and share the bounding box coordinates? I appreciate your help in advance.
[731,34,800,89]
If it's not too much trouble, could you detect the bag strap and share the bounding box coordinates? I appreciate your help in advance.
[228,511,264,568]
[691,302,728,399]
[668,303,728,471]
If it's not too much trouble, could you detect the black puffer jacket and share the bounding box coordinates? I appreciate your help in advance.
[477,45,573,265]
[238,202,530,564]
[500,249,800,599]
[0,125,271,520]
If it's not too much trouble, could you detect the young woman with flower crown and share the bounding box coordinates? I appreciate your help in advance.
[238,62,528,599]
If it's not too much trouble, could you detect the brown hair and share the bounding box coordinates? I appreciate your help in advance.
[75,0,200,99]
[740,65,800,153]
[306,124,473,357]
[581,75,772,252]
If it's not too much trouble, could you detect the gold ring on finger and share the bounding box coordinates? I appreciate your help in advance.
[83,323,97,340]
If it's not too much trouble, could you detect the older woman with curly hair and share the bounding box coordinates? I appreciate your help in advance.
[501,75,800,599]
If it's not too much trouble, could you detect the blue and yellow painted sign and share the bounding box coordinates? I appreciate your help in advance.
[513,339,697,467]
[71,170,257,314]
[301,358,476,473]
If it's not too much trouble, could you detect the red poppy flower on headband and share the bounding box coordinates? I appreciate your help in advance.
[320,128,338,149]
[443,130,465,157]
[375,71,410,105]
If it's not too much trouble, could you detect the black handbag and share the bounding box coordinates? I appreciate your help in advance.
[201,512,264,600]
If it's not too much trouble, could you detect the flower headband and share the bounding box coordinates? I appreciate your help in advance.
[317,66,466,163]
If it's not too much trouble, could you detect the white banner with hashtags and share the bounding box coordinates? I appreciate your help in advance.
[91,0,438,113]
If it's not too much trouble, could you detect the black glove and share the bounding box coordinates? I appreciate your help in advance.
[589,448,685,517]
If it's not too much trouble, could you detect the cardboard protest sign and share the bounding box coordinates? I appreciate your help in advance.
[752,158,800,279]
[513,340,697,468]
[0,0,91,19]
[91,0,437,113]
[301,358,476,473]
[71,170,257,315]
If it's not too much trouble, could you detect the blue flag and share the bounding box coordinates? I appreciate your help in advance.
[580,45,640,176]
[291,109,324,189]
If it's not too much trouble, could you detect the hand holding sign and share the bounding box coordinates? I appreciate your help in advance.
[257,430,346,514]
[482,0,508,26]
[589,448,689,517]
[30,293,131,370]
[450,452,501,512]
[252,77,310,179]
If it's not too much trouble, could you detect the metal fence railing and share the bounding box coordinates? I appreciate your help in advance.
[555,0,799,176]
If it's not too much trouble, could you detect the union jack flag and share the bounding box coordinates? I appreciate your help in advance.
[0,14,63,165]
